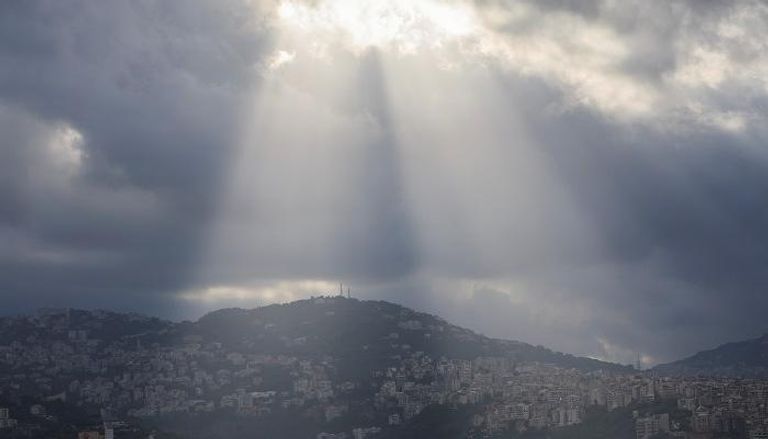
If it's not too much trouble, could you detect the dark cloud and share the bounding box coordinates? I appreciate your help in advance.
[0,0,272,314]
[478,73,768,362]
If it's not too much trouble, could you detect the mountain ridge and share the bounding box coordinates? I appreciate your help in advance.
[186,296,632,374]
[654,332,768,377]
[11,296,629,373]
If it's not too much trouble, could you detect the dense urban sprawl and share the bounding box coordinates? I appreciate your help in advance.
[1,299,767,439]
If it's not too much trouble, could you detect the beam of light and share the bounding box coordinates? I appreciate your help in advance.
[182,0,670,364]
[186,0,609,354]
[365,47,614,347]
[375,49,602,274]
[184,8,390,316]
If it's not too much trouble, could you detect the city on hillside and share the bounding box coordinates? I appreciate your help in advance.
[1,298,767,439]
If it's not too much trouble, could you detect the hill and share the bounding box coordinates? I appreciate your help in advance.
[654,333,768,377]
[182,297,629,375]
[0,297,634,438]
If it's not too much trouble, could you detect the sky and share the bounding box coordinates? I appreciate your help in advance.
[2,0,768,367]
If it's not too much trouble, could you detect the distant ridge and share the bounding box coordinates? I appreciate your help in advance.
[654,333,768,378]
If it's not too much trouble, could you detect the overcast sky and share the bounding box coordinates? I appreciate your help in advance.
[2,0,768,366]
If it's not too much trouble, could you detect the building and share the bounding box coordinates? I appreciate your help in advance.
[636,413,670,439]
[104,422,115,439]
[388,413,401,425]
[691,406,712,433]
[0,408,17,429]
[352,426,381,439]
[317,433,348,439]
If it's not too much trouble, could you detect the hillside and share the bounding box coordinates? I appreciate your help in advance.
[181,297,629,375]
[0,297,635,439]
[654,333,768,377]
[1,297,629,377]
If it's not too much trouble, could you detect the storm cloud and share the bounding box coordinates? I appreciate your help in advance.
[2,0,768,365]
